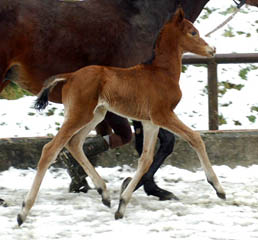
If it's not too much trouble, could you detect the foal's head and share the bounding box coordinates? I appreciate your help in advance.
[171,8,215,57]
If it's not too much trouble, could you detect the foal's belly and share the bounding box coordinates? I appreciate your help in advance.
[99,98,151,122]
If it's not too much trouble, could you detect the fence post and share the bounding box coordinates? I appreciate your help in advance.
[207,60,218,130]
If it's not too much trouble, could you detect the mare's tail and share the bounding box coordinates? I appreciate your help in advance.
[34,76,66,110]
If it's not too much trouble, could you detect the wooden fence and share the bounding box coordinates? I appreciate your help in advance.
[182,53,258,130]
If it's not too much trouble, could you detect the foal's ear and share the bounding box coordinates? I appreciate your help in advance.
[174,7,185,24]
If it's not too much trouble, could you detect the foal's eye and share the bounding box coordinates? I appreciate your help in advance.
[191,31,197,36]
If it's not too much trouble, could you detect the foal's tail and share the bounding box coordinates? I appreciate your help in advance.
[34,76,66,110]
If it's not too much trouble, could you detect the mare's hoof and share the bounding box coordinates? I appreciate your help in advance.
[144,181,179,201]
[158,191,179,201]
[114,211,123,220]
[69,179,91,193]
[120,177,132,195]
[0,198,8,207]
[17,214,25,226]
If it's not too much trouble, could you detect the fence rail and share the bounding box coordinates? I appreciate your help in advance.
[182,53,258,130]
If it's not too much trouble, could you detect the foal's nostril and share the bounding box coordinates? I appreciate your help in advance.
[208,46,216,56]
[209,50,215,56]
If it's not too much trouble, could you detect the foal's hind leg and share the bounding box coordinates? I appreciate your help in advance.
[17,111,96,226]
[115,121,159,219]
[66,107,111,207]
[153,112,226,199]
[17,125,78,225]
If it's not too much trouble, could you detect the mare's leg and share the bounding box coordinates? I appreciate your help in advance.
[153,112,226,199]
[63,153,93,193]
[115,121,159,219]
[62,135,108,194]
[132,120,177,200]
[100,112,132,148]
[66,107,111,207]
[17,109,96,226]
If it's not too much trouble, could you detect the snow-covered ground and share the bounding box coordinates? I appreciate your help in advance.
[1,165,258,240]
[1,2,258,240]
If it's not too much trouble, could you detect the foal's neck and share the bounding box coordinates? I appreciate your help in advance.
[151,26,182,80]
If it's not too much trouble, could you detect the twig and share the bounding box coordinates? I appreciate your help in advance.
[205,7,241,37]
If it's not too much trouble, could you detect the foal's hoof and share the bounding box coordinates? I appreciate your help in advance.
[102,198,111,208]
[17,214,25,226]
[114,211,124,220]
[217,191,226,200]
[144,181,179,201]
[207,179,226,200]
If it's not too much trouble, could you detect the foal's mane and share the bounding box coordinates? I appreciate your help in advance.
[154,11,179,53]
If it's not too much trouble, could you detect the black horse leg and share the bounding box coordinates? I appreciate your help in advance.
[61,152,92,193]
[100,112,132,149]
[132,121,179,200]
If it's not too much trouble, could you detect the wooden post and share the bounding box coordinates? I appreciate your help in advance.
[182,52,258,130]
[207,60,218,130]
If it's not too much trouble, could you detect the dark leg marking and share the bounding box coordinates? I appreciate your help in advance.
[120,177,132,196]
[17,214,24,226]
[207,179,226,200]
[115,199,126,220]
[97,188,111,208]
[17,201,26,226]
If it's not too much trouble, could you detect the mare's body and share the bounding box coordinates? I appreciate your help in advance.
[0,0,209,199]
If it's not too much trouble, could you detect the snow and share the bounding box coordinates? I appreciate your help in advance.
[1,1,258,239]
[1,165,258,239]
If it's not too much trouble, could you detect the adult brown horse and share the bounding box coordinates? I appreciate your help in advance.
[0,0,246,202]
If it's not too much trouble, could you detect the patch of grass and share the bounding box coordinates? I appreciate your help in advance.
[200,7,218,20]
[247,115,256,123]
[0,82,32,100]
[251,106,258,113]
[223,26,235,38]
[233,120,242,126]
[239,65,258,80]
[218,114,227,126]
[218,81,244,96]
[46,107,57,116]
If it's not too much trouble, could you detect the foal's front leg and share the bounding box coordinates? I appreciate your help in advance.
[154,112,226,199]
[115,121,159,219]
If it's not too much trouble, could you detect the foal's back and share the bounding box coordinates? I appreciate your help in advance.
[63,59,180,122]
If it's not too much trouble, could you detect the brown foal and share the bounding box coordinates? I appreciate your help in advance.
[17,8,225,225]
